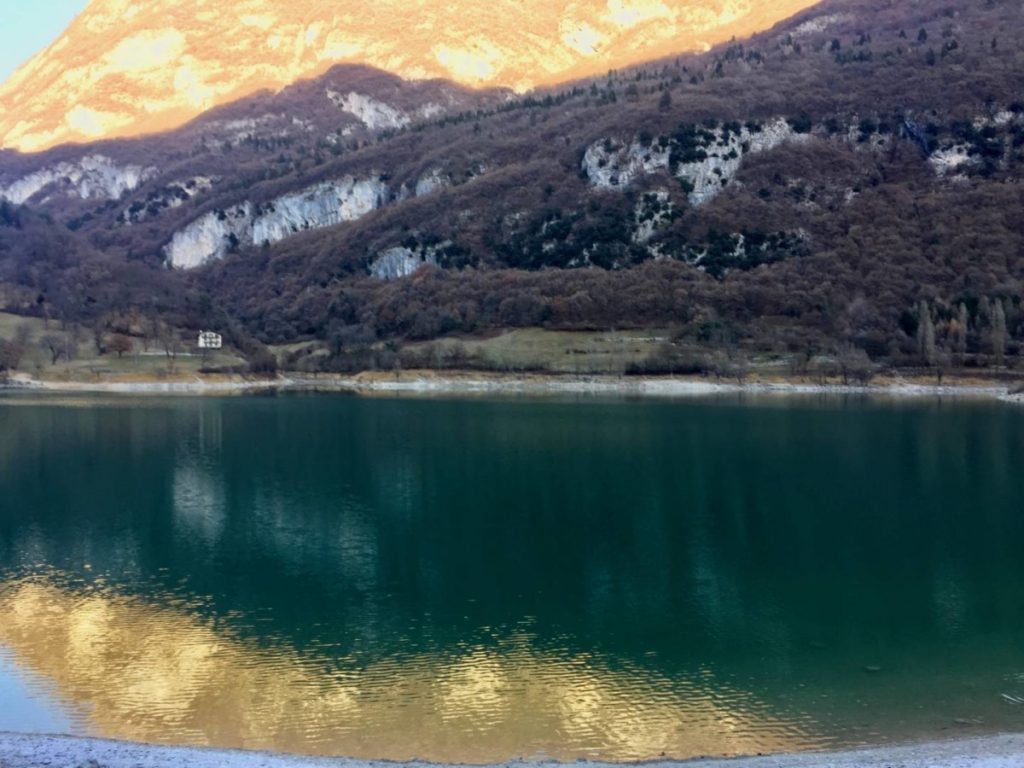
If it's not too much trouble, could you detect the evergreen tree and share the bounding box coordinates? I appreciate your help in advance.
[955,303,969,364]
[992,299,1008,366]
[917,302,936,366]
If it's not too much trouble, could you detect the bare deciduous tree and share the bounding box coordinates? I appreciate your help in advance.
[0,339,15,378]
[40,334,64,366]
[109,334,134,359]
[92,318,110,356]
[838,344,875,385]
[157,322,181,372]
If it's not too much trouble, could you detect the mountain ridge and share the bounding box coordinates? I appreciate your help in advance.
[1,0,1023,380]
[0,0,818,153]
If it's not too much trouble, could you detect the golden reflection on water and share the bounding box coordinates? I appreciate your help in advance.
[0,577,823,762]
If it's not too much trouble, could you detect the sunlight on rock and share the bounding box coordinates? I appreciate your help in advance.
[66,106,132,138]
[106,30,186,73]
[604,0,676,30]
[0,0,821,152]
[560,22,607,56]
[434,41,504,84]
[174,66,215,109]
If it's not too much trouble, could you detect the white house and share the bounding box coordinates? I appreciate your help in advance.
[197,331,223,350]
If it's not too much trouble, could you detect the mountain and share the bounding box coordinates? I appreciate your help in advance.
[0,0,817,152]
[1,0,1023,379]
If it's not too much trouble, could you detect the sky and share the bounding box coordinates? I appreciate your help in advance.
[0,0,90,83]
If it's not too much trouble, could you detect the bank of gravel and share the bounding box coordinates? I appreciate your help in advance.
[1,371,1017,402]
[3,733,1024,768]
[300,372,1012,401]
[1,373,284,394]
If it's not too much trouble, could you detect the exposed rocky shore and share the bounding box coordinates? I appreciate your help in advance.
[1,370,1018,402]
[2,732,1024,768]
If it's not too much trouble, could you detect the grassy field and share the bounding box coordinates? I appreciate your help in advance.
[402,328,675,374]
[9,313,1020,386]
[0,312,48,339]
[0,312,246,382]
[268,328,682,376]
[275,327,793,377]
[274,327,1024,386]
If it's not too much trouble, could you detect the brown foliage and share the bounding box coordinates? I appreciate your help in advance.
[2,0,1024,372]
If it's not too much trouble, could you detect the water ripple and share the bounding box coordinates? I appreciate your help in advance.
[0,573,824,762]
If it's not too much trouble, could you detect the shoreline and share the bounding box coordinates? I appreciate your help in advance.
[2,732,1024,768]
[1,370,1021,403]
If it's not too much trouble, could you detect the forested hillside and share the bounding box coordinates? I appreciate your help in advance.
[2,0,1024,378]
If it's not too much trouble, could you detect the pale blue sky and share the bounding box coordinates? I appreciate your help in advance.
[0,0,90,83]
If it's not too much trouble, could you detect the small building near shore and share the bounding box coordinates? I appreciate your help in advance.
[197,331,223,350]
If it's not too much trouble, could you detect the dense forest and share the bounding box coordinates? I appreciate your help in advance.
[2,0,1024,378]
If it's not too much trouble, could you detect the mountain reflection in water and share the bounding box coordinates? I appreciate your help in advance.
[2,395,1024,761]
[0,576,819,761]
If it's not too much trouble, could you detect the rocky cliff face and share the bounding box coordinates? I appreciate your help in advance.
[582,118,804,204]
[369,246,440,280]
[164,205,255,270]
[164,177,391,269]
[0,0,818,152]
[252,179,390,245]
[328,91,411,131]
[0,155,154,205]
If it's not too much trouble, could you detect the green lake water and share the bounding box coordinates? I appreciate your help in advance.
[1,393,1023,762]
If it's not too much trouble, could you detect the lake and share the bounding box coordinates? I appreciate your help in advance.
[1,393,1023,762]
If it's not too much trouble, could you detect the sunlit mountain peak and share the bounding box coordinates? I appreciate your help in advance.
[0,0,819,152]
